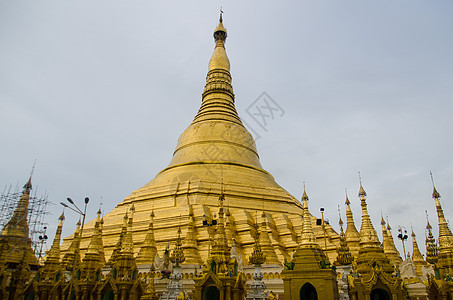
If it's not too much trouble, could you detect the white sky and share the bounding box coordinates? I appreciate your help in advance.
[1,1,452,259]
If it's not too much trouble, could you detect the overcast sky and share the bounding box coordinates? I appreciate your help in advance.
[1,1,452,259]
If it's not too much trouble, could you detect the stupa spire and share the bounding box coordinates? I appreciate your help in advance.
[80,210,104,281]
[357,180,380,248]
[47,212,65,262]
[85,210,103,256]
[380,216,392,255]
[137,211,158,265]
[300,186,316,246]
[1,177,33,238]
[411,229,427,277]
[61,219,81,271]
[384,216,402,265]
[122,205,135,253]
[344,189,360,259]
[182,205,203,265]
[258,211,280,264]
[430,172,453,250]
[425,211,438,264]
[336,208,352,266]
[170,227,185,267]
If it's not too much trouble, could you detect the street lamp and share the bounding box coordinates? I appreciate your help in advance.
[60,197,89,238]
[60,197,89,274]
[38,226,48,261]
[397,226,409,259]
[320,208,327,251]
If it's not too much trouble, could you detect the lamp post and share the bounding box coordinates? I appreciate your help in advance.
[397,226,409,260]
[60,197,89,273]
[320,207,327,251]
[60,197,90,238]
[38,226,48,262]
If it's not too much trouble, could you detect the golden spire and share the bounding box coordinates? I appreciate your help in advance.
[85,209,103,255]
[358,182,380,248]
[380,216,393,259]
[108,209,129,264]
[213,193,228,250]
[208,12,229,72]
[384,216,402,265]
[430,172,453,257]
[80,210,104,281]
[45,212,65,264]
[411,229,427,277]
[61,219,81,271]
[1,177,33,238]
[336,208,352,266]
[206,192,232,274]
[137,211,158,264]
[182,205,203,265]
[170,227,185,267]
[425,211,438,264]
[300,187,316,246]
[249,221,266,266]
[344,190,360,259]
[258,211,279,264]
[121,205,135,253]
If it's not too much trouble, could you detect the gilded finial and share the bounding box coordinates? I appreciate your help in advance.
[249,220,266,265]
[345,188,350,205]
[170,227,185,266]
[302,181,309,201]
[358,172,366,197]
[430,171,441,199]
[338,205,343,227]
[219,7,223,23]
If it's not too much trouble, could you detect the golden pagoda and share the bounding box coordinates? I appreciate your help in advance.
[344,193,360,260]
[7,11,453,300]
[60,12,340,293]
[281,188,339,300]
[411,230,427,278]
[427,183,453,298]
[348,183,404,300]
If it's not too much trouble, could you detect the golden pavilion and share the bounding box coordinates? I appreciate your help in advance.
[1,13,453,300]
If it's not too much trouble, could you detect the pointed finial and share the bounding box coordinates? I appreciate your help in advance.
[301,181,309,201]
[338,205,343,227]
[23,176,32,190]
[30,159,37,179]
[380,212,386,226]
[99,196,103,212]
[59,211,65,221]
[425,210,432,230]
[358,172,366,197]
[386,215,392,230]
[345,188,350,205]
[430,171,441,199]
[219,7,223,23]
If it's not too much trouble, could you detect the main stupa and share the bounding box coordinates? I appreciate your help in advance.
[61,14,339,270]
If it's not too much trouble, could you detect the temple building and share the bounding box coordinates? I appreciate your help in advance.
[1,13,453,300]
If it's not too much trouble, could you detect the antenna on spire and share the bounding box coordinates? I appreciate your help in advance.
[430,171,435,187]
[358,171,362,185]
[303,181,306,191]
[30,159,37,179]
[220,7,224,22]
[99,196,103,216]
